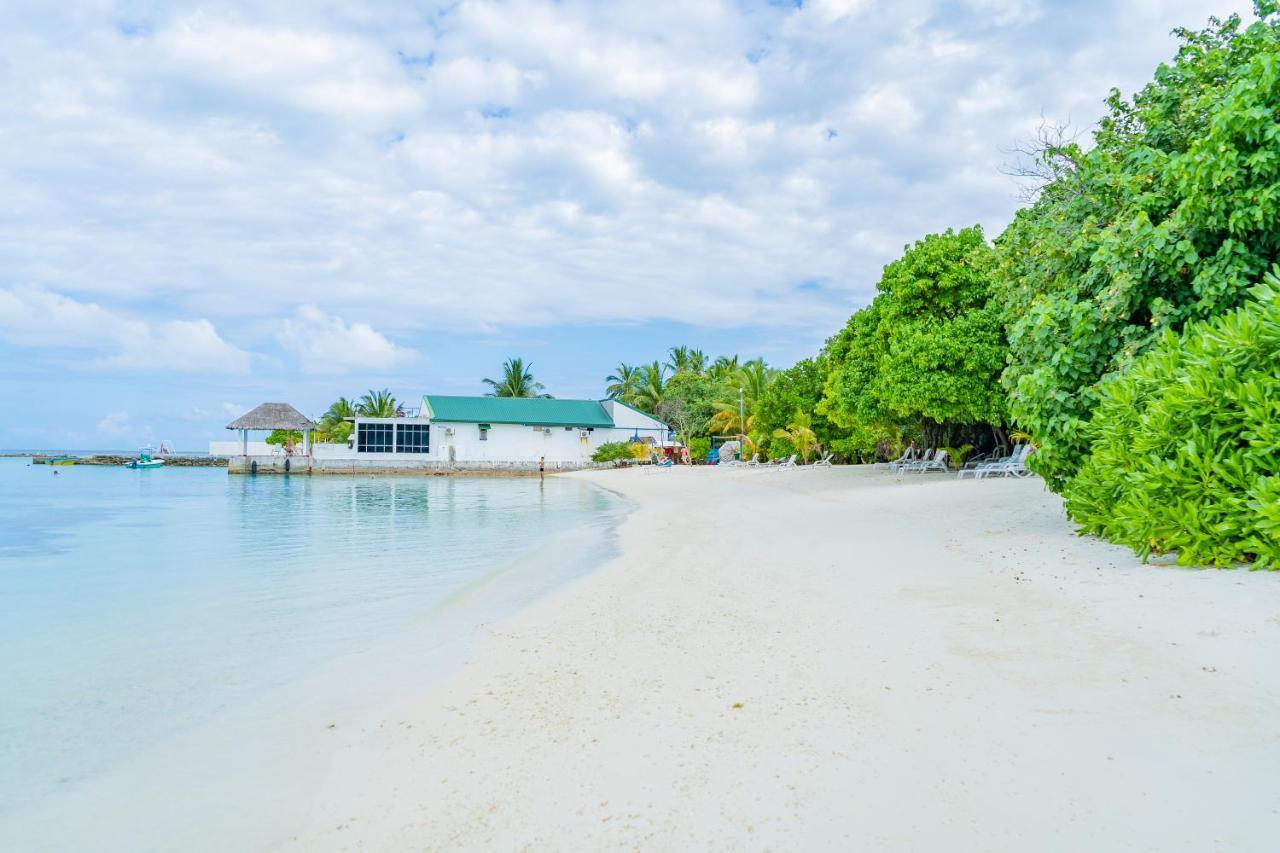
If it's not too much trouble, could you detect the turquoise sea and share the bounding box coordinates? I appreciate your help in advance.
[0,458,624,849]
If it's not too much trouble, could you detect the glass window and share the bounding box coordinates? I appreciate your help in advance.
[479,425,489,441]
[396,423,430,454]
[357,422,393,453]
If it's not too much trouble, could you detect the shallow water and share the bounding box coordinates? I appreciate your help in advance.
[0,459,623,844]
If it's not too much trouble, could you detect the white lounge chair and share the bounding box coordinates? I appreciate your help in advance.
[774,454,797,469]
[887,447,920,472]
[898,448,935,472]
[908,449,949,473]
[957,448,1013,479]
[810,452,833,467]
[972,444,1032,479]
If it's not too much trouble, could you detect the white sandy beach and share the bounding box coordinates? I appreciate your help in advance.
[282,465,1280,852]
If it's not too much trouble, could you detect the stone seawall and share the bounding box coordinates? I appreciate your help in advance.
[29,455,229,467]
[227,456,619,476]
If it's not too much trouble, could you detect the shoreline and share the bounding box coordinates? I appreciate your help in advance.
[1,476,631,852]
[282,465,1280,851]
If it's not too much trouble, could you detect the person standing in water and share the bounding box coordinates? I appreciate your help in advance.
[539,456,545,478]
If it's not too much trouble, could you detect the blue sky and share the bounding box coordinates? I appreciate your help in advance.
[0,0,1255,450]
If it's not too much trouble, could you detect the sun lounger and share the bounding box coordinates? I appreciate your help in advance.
[810,452,833,467]
[957,448,1014,479]
[897,449,935,472]
[887,447,920,472]
[970,444,1033,479]
[906,449,949,473]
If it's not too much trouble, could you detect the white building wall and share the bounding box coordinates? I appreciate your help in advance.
[601,400,666,432]
[339,412,670,465]
[436,422,630,464]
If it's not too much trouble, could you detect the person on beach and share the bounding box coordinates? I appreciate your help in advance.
[539,456,545,478]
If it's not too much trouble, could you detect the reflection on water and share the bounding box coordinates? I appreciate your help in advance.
[0,460,621,819]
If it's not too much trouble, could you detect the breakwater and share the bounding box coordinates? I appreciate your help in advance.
[28,455,229,467]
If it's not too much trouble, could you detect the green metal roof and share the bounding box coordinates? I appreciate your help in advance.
[423,395,614,428]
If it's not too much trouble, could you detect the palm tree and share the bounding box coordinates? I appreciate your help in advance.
[319,397,356,432]
[604,362,640,400]
[316,396,357,442]
[708,404,752,438]
[483,357,550,398]
[709,354,740,381]
[737,358,774,408]
[773,410,819,463]
[357,388,398,417]
[688,348,708,376]
[630,361,668,412]
[665,345,692,375]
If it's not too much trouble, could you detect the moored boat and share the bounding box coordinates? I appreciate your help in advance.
[124,449,165,469]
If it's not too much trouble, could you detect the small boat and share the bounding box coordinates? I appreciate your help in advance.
[124,449,165,469]
[47,456,78,466]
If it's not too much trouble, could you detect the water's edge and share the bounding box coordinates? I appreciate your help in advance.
[1,470,633,852]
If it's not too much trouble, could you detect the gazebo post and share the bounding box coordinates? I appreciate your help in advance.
[242,428,248,457]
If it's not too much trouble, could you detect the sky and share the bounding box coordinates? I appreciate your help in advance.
[0,0,1256,450]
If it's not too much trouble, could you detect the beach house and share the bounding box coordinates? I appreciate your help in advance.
[216,395,673,473]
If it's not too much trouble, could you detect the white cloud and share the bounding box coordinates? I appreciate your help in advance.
[276,305,417,374]
[0,287,252,372]
[180,402,246,422]
[0,0,1261,351]
[96,411,129,436]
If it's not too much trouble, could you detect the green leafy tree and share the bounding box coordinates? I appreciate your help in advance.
[874,227,1007,427]
[483,358,551,398]
[996,3,1280,489]
[756,356,843,458]
[820,227,1006,456]
[356,389,398,417]
[265,429,303,447]
[661,371,721,437]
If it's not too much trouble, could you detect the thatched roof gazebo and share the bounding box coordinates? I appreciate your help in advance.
[226,403,317,457]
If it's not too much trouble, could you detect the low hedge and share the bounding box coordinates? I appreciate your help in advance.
[1064,273,1280,568]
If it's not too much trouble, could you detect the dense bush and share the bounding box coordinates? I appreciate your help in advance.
[591,441,634,463]
[1064,274,1280,567]
[997,5,1280,489]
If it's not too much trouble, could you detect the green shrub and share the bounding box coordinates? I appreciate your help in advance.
[265,429,303,446]
[591,441,634,462]
[1064,274,1280,568]
[688,437,711,462]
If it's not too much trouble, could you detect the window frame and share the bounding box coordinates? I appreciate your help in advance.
[356,421,394,453]
[395,422,430,454]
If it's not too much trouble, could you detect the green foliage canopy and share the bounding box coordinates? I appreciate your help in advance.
[996,5,1280,489]
[1063,273,1280,567]
[820,226,1006,458]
